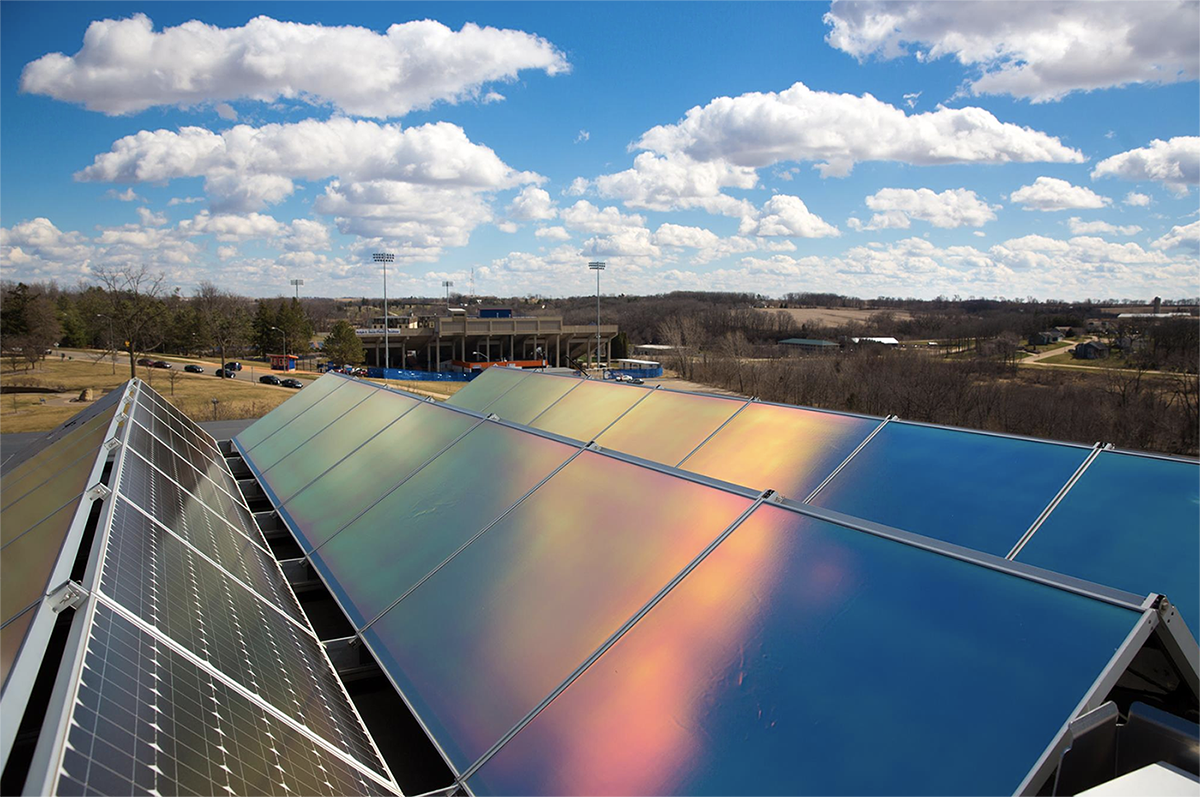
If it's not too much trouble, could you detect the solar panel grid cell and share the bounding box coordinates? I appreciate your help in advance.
[235,374,350,452]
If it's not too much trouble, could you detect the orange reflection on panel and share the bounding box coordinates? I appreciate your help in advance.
[680,402,879,501]
[594,390,746,466]
[530,378,650,442]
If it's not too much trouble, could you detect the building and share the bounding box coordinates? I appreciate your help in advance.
[849,336,899,346]
[1029,330,1065,345]
[1074,340,1110,360]
[354,309,618,372]
[779,337,839,352]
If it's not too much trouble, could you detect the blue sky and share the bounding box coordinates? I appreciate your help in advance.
[2,1,1197,300]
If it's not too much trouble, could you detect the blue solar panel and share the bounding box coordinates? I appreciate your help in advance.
[809,422,1092,556]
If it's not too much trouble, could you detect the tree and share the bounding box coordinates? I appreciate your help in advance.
[96,265,169,379]
[322,320,364,366]
[194,282,251,372]
[252,300,278,358]
[1,283,61,371]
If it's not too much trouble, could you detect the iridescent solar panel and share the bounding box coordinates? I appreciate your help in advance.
[680,402,880,501]
[245,378,378,470]
[1,406,116,505]
[809,422,1091,556]
[478,373,579,425]
[312,421,578,627]
[445,366,528,411]
[530,378,651,441]
[1017,450,1200,636]
[468,503,1142,796]
[0,604,36,686]
[260,389,423,504]
[97,499,387,775]
[236,373,349,451]
[51,603,396,796]
[594,389,747,466]
[363,451,753,770]
[1,502,80,628]
[273,402,478,552]
[1,385,123,476]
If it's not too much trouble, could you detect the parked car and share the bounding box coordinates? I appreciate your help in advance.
[152,360,172,369]
[215,368,236,378]
[223,361,243,371]
[136,358,154,367]
[259,374,281,385]
[350,367,368,377]
[281,378,303,389]
[184,364,204,373]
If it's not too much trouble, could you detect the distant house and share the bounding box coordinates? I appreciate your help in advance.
[1086,318,1112,333]
[780,338,839,352]
[1074,341,1109,360]
[1029,330,1065,345]
[1112,335,1144,353]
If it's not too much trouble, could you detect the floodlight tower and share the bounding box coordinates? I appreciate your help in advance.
[290,278,304,300]
[588,261,606,368]
[373,253,394,371]
[443,280,454,309]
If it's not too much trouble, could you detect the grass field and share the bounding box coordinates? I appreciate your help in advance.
[756,306,913,326]
[1039,350,1133,368]
[1,357,297,432]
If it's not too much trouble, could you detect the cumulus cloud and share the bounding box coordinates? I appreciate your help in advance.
[575,130,590,144]
[1152,220,1200,251]
[106,187,142,202]
[496,221,520,233]
[215,102,237,121]
[136,207,168,227]
[179,211,286,241]
[1010,177,1112,211]
[167,196,204,207]
[560,200,646,235]
[216,245,238,260]
[594,152,758,217]
[21,14,568,117]
[507,186,557,221]
[564,177,590,196]
[0,218,93,275]
[1092,137,1200,196]
[534,226,571,241]
[633,81,1083,178]
[744,195,840,238]
[850,187,998,230]
[652,223,796,264]
[1123,191,1152,207]
[1067,217,1142,236]
[824,1,1199,102]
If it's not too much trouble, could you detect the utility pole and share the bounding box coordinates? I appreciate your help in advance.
[373,253,394,371]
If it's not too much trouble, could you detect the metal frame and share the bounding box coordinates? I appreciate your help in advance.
[0,382,134,769]
[1006,443,1103,559]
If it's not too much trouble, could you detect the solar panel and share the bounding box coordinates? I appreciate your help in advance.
[128,403,237,490]
[1016,450,1200,637]
[529,377,651,441]
[679,401,881,501]
[466,501,1146,796]
[235,373,349,451]
[809,421,1093,556]
[593,388,747,467]
[311,420,579,627]
[270,402,479,552]
[116,450,276,582]
[445,366,528,411]
[96,499,387,775]
[1,444,110,548]
[259,389,423,504]
[138,389,224,459]
[0,605,36,685]
[1,407,118,506]
[476,372,579,425]
[362,451,755,771]
[50,603,395,796]
[126,421,245,511]
[0,386,124,476]
[244,378,379,471]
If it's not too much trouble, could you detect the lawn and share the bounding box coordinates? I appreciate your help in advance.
[1039,349,1133,368]
[1,356,296,432]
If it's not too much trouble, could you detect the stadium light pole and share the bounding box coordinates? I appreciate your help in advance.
[95,314,115,374]
[443,280,454,310]
[373,253,394,371]
[290,278,304,300]
[588,261,606,368]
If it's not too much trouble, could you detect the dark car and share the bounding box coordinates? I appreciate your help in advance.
[136,358,154,367]
[223,361,243,371]
[184,364,204,373]
[280,378,303,389]
[259,374,281,385]
[152,360,172,369]
[215,368,236,378]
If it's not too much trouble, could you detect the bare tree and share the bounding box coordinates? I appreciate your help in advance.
[95,265,169,380]
[194,281,251,373]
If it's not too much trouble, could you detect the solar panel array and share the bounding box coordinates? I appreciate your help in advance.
[235,372,1176,795]
[4,381,399,797]
[451,367,1200,637]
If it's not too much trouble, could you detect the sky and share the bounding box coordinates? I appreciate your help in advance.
[1,1,1198,301]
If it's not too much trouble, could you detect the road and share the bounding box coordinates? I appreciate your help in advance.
[59,348,315,393]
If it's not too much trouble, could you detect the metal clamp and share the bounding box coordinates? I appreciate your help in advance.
[47,580,89,614]
[102,436,122,452]
[84,482,112,502]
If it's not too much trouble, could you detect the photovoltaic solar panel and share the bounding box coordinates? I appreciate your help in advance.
[138,389,223,455]
[466,502,1144,796]
[128,403,239,492]
[1,407,117,508]
[53,603,395,797]
[0,385,124,476]
[127,421,244,510]
[96,499,387,776]
[445,366,528,411]
[1,604,36,685]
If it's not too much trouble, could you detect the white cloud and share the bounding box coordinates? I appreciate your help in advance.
[21,14,568,117]
[1123,191,1152,207]
[535,226,571,241]
[973,231,986,238]
[216,245,238,260]
[136,207,168,227]
[634,81,1083,178]
[575,130,590,144]
[824,1,1200,102]
[745,195,840,238]
[282,218,331,252]
[167,196,204,206]
[652,223,795,264]
[106,187,142,202]
[215,102,237,121]
[1010,177,1111,211]
[560,200,646,235]
[852,187,998,230]
[564,177,590,196]
[496,221,519,234]
[179,211,286,241]
[507,186,557,221]
[1092,137,1200,196]
[594,152,758,217]
[78,118,539,211]
[1152,220,1200,251]
[482,91,505,104]
[1067,217,1142,236]
[0,218,93,277]
[902,91,921,108]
